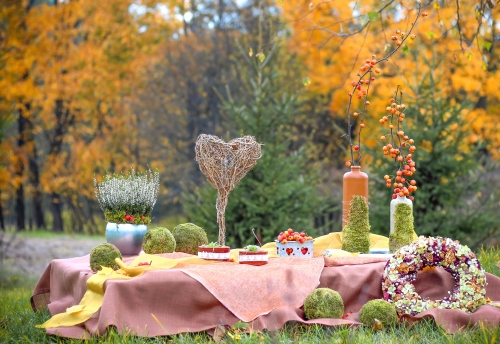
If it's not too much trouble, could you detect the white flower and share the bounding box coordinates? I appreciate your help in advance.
[457,245,470,257]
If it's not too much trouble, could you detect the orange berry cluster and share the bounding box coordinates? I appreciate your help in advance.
[391,29,416,46]
[348,65,378,102]
[379,94,417,200]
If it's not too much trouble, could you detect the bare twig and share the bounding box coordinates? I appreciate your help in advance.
[456,0,464,52]
[345,6,423,167]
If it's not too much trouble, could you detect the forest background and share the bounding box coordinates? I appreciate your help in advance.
[1,0,499,249]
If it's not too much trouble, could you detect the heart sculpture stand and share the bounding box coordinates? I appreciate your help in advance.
[195,134,262,246]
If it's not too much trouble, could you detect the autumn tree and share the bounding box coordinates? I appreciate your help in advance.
[0,0,178,231]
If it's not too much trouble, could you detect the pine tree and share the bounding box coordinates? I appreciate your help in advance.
[183,43,333,247]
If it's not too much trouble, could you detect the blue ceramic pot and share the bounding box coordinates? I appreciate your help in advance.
[106,222,148,256]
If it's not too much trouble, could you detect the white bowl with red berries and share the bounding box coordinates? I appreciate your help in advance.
[275,228,314,258]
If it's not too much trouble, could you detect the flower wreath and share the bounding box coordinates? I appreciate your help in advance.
[382,236,487,316]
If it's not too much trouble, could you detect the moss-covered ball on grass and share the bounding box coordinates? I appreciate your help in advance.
[303,288,344,320]
[142,227,176,254]
[89,243,122,273]
[171,223,208,255]
[358,299,398,327]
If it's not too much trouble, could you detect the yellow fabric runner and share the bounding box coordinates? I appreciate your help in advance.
[37,232,414,329]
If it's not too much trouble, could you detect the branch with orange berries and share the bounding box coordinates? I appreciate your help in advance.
[344,8,428,169]
[380,86,417,201]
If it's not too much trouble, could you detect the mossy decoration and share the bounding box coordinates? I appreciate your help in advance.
[389,203,414,253]
[172,223,208,255]
[303,288,344,320]
[142,227,176,254]
[342,195,370,253]
[89,243,122,273]
[358,299,398,327]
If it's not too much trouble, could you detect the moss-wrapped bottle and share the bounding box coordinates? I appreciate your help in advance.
[341,195,370,253]
[342,166,368,228]
[390,195,412,234]
[389,196,414,253]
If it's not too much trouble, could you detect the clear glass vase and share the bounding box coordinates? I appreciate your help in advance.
[389,195,414,253]
[390,195,412,234]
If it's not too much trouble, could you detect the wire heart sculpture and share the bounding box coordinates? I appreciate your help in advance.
[195,134,262,246]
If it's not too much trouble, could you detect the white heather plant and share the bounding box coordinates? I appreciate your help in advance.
[94,167,160,225]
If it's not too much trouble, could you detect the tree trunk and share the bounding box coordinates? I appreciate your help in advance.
[32,182,45,228]
[26,117,46,229]
[15,108,26,231]
[0,190,4,230]
[67,194,84,233]
[50,192,64,232]
[46,99,70,232]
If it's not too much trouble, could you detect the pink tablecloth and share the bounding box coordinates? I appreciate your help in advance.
[31,254,500,339]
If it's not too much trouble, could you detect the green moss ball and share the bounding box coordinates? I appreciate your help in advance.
[142,227,176,254]
[303,288,344,320]
[171,223,208,255]
[89,243,122,273]
[358,299,398,327]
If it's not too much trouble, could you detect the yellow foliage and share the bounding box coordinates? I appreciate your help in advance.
[0,0,181,201]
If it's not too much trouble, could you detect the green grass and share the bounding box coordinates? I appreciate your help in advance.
[0,248,499,343]
[478,247,500,277]
[0,265,39,290]
[5,214,187,240]
[14,230,103,240]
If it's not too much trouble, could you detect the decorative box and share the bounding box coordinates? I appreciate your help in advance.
[275,240,314,258]
[238,250,268,266]
[198,246,231,260]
